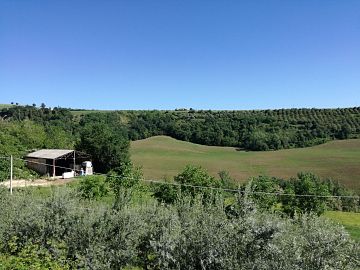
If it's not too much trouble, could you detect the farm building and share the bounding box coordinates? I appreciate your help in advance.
[25,149,91,178]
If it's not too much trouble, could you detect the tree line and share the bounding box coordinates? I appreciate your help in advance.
[2,106,360,152]
[124,108,360,150]
[77,107,360,151]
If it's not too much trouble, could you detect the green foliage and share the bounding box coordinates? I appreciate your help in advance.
[11,121,47,150]
[152,166,233,204]
[44,126,74,149]
[0,106,130,181]
[124,107,360,151]
[218,170,236,189]
[77,175,108,200]
[0,122,39,181]
[107,162,143,208]
[0,105,74,130]
[242,173,359,216]
[1,105,360,153]
[247,176,281,210]
[0,188,358,269]
[280,172,331,216]
[76,121,130,173]
[174,165,220,193]
[324,179,360,212]
[0,117,74,182]
[107,162,142,193]
[151,179,180,204]
[152,167,358,216]
[245,130,270,151]
[0,241,70,270]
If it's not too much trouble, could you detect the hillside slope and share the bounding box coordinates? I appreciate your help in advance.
[131,136,360,190]
[0,104,14,109]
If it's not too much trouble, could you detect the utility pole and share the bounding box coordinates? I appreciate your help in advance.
[10,155,13,194]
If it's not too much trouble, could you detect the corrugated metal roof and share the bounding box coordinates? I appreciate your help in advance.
[26,149,74,159]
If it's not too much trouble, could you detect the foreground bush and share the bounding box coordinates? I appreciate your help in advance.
[77,175,108,200]
[0,241,70,270]
[152,166,236,204]
[0,187,359,269]
[247,173,360,215]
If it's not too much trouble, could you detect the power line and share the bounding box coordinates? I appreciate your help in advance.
[90,173,360,199]
[143,179,360,199]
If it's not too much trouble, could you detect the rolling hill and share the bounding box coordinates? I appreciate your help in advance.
[131,136,360,190]
[0,104,14,109]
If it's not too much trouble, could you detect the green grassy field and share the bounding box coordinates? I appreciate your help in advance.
[70,109,115,116]
[0,104,14,109]
[131,136,360,190]
[324,211,360,241]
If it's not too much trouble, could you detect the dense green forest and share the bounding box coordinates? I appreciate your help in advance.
[124,108,360,150]
[1,105,360,151]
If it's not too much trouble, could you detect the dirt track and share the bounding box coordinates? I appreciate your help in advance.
[0,178,76,188]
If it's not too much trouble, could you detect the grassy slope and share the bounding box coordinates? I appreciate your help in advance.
[131,136,360,190]
[0,104,14,109]
[324,211,360,241]
[70,110,114,116]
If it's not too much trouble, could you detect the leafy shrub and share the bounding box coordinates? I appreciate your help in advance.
[174,165,221,197]
[324,179,360,212]
[280,172,331,216]
[0,241,70,270]
[246,175,281,211]
[243,173,359,215]
[107,162,143,209]
[0,187,358,269]
[151,179,180,204]
[152,165,231,204]
[77,175,108,200]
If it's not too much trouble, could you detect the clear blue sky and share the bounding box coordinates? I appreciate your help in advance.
[1,1,359,110]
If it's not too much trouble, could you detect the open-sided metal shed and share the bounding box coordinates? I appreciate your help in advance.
[25,149,77,178]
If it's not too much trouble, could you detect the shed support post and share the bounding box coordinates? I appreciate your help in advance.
[73,151,76,174]
[52,159,55,178]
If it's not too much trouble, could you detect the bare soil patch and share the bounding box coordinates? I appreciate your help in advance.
[1,178,75,188]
